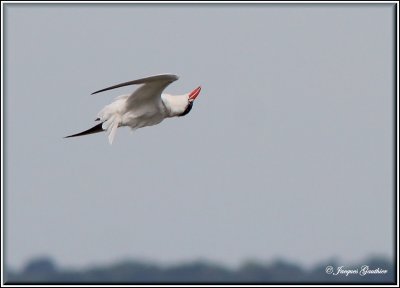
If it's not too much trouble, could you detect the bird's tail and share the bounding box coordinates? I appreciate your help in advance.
[101,114,121,145]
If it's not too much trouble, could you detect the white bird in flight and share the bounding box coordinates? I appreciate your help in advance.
[65,74,201,144]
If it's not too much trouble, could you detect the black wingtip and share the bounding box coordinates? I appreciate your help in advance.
[91,88,108,95]
[64,123,104,139]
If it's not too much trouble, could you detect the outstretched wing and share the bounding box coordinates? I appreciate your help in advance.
[92,73,179,112]
[91,74,179,95]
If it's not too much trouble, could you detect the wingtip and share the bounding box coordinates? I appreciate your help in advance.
[64,123,104,139]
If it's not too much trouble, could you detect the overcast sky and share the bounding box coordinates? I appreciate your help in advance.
[4,3,395,270]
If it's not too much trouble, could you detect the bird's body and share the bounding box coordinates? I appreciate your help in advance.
[65,74,201,144]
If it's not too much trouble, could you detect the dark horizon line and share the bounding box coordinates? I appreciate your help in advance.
[7,253,394,273]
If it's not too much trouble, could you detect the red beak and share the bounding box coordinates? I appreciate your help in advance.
[188,86,201,102]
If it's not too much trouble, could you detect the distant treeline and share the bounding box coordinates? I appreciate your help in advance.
[6,256,395,284]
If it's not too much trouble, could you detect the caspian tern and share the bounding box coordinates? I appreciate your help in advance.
[65,74,201,144]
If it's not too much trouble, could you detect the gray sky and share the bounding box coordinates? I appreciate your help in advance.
[4,4,394,270]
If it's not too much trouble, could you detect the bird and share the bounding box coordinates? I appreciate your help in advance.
[65,74,201,144]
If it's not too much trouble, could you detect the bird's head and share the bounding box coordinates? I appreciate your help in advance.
[178,86,201,117]
[163,86,201,117]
